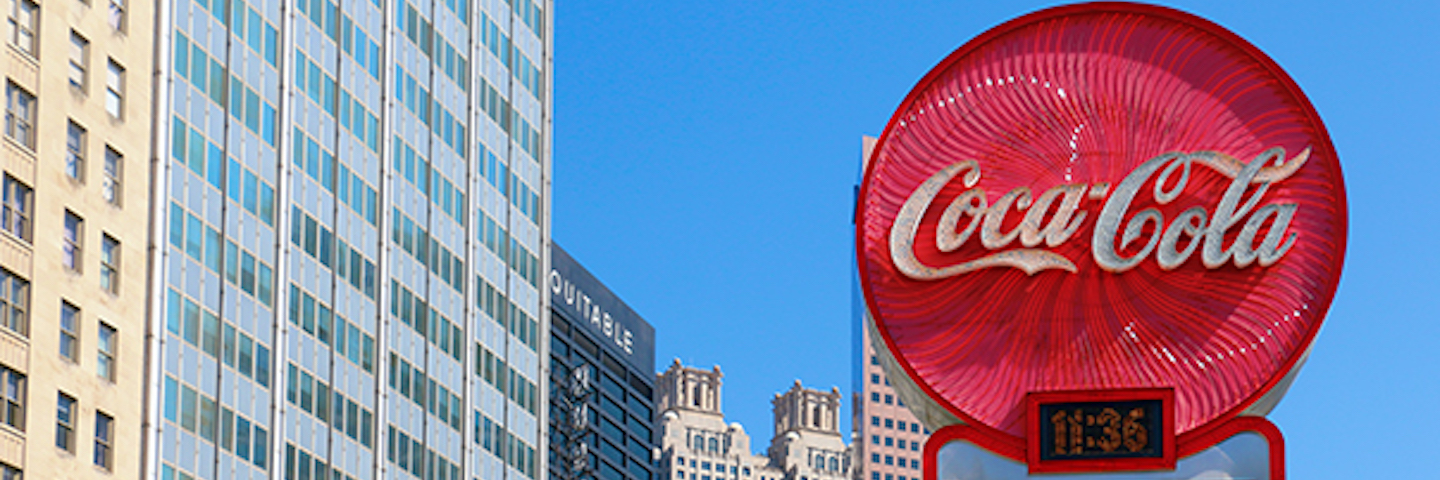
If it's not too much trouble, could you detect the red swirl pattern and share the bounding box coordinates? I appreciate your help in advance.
[857,3,1345,442]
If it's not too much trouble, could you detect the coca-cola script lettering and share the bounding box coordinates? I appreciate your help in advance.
[890,146,1311,279]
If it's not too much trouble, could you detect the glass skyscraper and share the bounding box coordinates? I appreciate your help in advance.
[149,0,552,479]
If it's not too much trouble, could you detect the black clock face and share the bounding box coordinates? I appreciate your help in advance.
[1038,399,1165,462]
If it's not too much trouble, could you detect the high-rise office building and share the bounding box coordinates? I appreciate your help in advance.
[545,244,656,480]
[851,318,928,480]
[851,137,928,480]
[1,0,156,477]
[146,0,552,479]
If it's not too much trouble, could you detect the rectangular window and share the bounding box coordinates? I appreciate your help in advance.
[103,147,122,205]
[100,235,119,293]
[63,212,83,271]
[66,121,86,180]
[0,268,26,336]
[4,82,36,149]
[107,0,124,31]
[97,323,115,381]
[60,302,79,362]
[94,411,112,469]
[0,176,28,242]
[0,367,22,429]
[56,393,76,452]
[0,463,17,480]
[7,0,37,56]
[70,31,89,88]
[105,60,124,118]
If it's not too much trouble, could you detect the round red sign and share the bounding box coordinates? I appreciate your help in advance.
[857,3,1345,443]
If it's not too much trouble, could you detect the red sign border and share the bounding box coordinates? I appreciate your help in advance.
[924,415,1285,478]
[856,1,1346,450]
[1024,388,1176,474]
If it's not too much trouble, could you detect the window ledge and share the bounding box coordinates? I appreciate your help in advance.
[0,419,22,468]
[0,231,31,279]
[0,326,27,373]
[3,43,35,67]
[0,137,36,182]
[3,43,38,71]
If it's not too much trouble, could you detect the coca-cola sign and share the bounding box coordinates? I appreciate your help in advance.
[892,146,1310,278]
[857,2,1346,449]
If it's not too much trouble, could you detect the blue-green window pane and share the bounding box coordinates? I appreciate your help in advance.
[237,334,253,377]
[204,227,222,272]
[323,76,337,115]
[365,185,377,224]
[235,417,251,460]
[182,298,200,345]
[168,203,184,249]
[174,34,190,79]
[185,214,203,260]
[337,167,350,207]
[229,75,244,114]
[288,285,301,326]
[248,10,262,54]
[301,292,315,333]
[308,62,321,103]
[243,170,258,214]
[225,240,239,283]
[263,103,277,146]
[163,376,179,422]
[245,88,260,132]
[255,344,270,387]
[228,0,243,30]
[190,46,207,91]
[257,263,273,307]
[258,182,274,225]
[166,289,181,335]
[171,118,186,161]
[305,140,320,179]
[227,159,243,203]
[179,385,197,431]
[290,206,303,246]
[187,129,205,176]
[264,24,278,66]
[252,425,268,468]
[318,227,332,267]
[240,252,256,294]
[206,143,224,188]
[321,152,334,191]
[209,59,226,105]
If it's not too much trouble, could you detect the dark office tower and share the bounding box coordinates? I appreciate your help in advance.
[547,244,657,480]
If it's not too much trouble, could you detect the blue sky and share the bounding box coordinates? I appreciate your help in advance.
[551,1,1438,477]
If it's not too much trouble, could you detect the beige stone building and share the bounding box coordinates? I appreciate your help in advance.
[656,361,850,480]
[1,0,155,477]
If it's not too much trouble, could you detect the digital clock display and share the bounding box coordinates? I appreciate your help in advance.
[1037,399,1164,461]
[1025,389,1175,473]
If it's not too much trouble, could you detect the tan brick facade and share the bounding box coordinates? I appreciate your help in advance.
[1,0,154,476]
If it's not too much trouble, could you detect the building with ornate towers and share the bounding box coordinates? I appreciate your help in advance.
[656,361,851,480]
